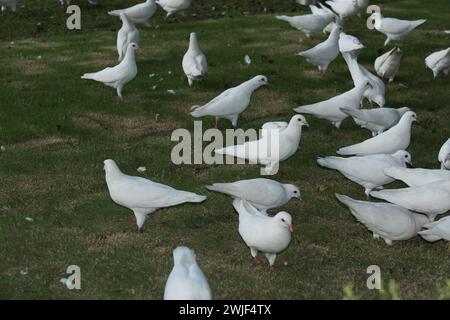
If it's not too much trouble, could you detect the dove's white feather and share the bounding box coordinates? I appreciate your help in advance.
[182,32,208,86]
[438,138,450,169]
[384,167,450,187]
[117,13,140,62]
[339,32,364,53]
[419,216,450,242]
[156,0,192,17]
[425,48,450,78]
[374,47,402,83]
[109,0,157,24]
[326,0,359,19]
[275,14,334,38]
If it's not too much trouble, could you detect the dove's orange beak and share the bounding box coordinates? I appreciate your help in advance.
[288,224,294,233]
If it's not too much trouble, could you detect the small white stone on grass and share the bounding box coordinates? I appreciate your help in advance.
[137,166,146,173]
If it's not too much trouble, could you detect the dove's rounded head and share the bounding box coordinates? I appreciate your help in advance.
[128,42,139,51]
[284,184,301,200]
[173,246,197,266]
[252,75,268,86]
[291,114,309,128]
[273,211,293,232]
[103,159,120,172]
[374,95,385,107]
[403,111,418,123]
[393,150,412,166]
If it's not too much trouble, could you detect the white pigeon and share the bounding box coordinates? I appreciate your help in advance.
[108,0,157,26]
[117,13,140,62]
[164,246,212,300]
[182,32,208,86]
[309,4,341,34]
[425,48,450,78]
[337,111,417,156]
[103,159,207,231]
[339,32,364,53]
[81,43,138,101]
[297,24,342,74]
[369,12,426,46]
[419,216,450,242]
[275,14,334,38]
[438,138,450,170]
[214,115,309,175]
[0,0,16,12]
[355,0,369,17]
[384,167,450,187]
[370,180,450,221]
[318,150,412,197]
[342,50,385,107]
[336,194,429,245]
[374,47,402,83]
[293,82,369,128]
[190,75,268,128]
[232,199,293,270]
[340,106,411,136]
[206,178,301,215]
[326,0,359,19]
[156,0,192,18]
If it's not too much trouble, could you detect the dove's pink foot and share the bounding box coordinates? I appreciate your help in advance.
[251,256,262,267]
[269,266,277,272]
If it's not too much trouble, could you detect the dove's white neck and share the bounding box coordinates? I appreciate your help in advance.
[327,27,341,43]
[105,167,125,185]
[188,35,201,53]
[122,48,136,65]
[240,79,263,93]
[283,122,303,144]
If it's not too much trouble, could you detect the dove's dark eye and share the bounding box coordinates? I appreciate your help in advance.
[294,190,298,194]
[281,218,285,222]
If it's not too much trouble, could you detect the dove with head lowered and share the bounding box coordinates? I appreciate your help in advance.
[419,216,450,242]
[384,167,450,187]
[425,48,450,78]
[337,111,417,156]
[374,47,402,83]
[183,32,208,86]
[293,82,369,128]
[109,0,156,26]
[190,75,268,128]
[206,178,300,215]
[164,246,212,300]
[326,0,359,19]
[275,13,334,38]
[117,13,140,62]
[103,159,206,232]
[318,150,412,197]
[156,0,192,18]
[232,199,293,271]
[336,194,429,245]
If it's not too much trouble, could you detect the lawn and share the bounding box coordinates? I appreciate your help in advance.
[0,0,449,299]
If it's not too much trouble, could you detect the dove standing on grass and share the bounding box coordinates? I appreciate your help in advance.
[337,111,417,156]
[336,194,429,245]
[156,0,192,18]
[370,180,450,221]
[318,150,412,197]
[232,199,293,271]
[164,247,212,300]
[206,178,301,215]
[109,0,156,26]
[190,75,268,128]
[103,159,206,232]
[425,48,450,78]
[374,47,402,83]
[81,43,138,102]
[297,24,342,75]
[293,82,369,128]
[215,115,309,175]
[439,138,450,170]
[341,106,411,136]
[182,32,208,86]
[384,167,450,187]
[369,12,426,46]
[275,13,334,38]
[117,13,140,62]
[419,217,450,242]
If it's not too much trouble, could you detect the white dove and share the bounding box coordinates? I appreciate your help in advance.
[339,32,364,53]
[81,43,138,102]
[318,150,412,197]
[342,50,385,107]
[214,115,309,175]
[384,167,450,187]
[275,14,334,38]
[182,32,208,86]
[419,216,450,242]
[297,24,342,74]
[0,0,16,12]
[206,178,301,215]
[369,12,426,46]
[337,111,417,156]
[164,246,212,300]
[326,0,359,19]
[336,194,429,245]
[374,47,402,83]
[340,106,411,136]
[108,0,157,26]
[355,0,369,17]
[117,13,140,62]
[232,199,293,271]
[370,180,450,221]
[293,82,369,128]
[439,138,450,170]
[156,0,192,18]
[309,4,341,34]
[103,159,207,231]
[190,75,268,128]
[425,48,450,78]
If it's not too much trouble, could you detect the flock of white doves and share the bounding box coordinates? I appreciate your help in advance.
[3,0,450,300]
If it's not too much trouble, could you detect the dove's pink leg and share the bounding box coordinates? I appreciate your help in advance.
[251,256,262,267]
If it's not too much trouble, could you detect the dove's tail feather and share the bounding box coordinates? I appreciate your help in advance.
[81,73,96,80]
[412,19,427,29]
[275,15,292,23]
[293,104,316,114]
[335,194,364,221]
[340,107,363,120]
[206,184,236,197]
[108,9,124,16]
[418,229,441,242]
[190,105,207,117]
[336,146,355,155]
[383,167,405,181]
[317,157,341,170]
[185,193,207,203]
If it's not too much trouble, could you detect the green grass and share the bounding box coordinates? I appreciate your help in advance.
[0,0,449,299]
